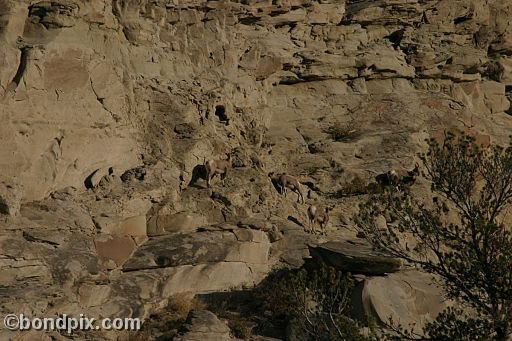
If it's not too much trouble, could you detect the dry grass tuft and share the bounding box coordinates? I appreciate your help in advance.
[169,292,207,320]
[327,121,361,142]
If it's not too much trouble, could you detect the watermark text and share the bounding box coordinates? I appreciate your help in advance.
[3,314,141,334]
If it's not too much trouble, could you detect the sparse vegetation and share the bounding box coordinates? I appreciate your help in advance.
[228,318,255,339]
[168,292,206,321]
[327,121,361,142]
[486,61,505,82]
[257,265,373,340]
[331,175,382,198]
[129,292,205,340]
[356,132,512,340]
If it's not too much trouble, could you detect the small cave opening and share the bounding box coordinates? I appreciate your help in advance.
[454,14,472,25]
[215,105,229,125]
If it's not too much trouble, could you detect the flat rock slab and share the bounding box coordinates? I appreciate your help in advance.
[123,228,270,272]
[310,240,402,275]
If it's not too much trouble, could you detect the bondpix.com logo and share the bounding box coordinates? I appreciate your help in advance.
[3,313,142,334]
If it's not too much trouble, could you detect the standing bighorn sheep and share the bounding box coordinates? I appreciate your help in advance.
[204,153,232,187]
[268,172,305,203]
[307,205,332,235]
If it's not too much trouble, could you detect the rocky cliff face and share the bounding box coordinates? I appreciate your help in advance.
[0,0,511,340]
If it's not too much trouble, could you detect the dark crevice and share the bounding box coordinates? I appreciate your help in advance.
[287,215,304,227]
[22,231,59,247]
[386,29,405,49]
[8,47,30,91]
[454,14,472,25]
[215,105,229,125]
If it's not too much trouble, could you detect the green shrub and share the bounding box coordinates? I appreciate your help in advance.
[357,131,512,340]
[257,265,372,341]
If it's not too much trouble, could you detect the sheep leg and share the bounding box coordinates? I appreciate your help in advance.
[208,173,216,187]
[277,183,284,195]
[297,190,304,204]
[220,171,227,186]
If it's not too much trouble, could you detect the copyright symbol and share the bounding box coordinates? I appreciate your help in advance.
[4,314,19,330]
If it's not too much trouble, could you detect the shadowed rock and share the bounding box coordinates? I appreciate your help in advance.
[310,240,402,275]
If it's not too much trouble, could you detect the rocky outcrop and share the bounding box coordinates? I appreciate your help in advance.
[353,270,449,330]
[0,0,510,203]
[1,0,512,339]
[174,310,234,341]
[310,240,402,275]
[0,179,24,216]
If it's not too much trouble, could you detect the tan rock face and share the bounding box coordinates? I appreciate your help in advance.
[94,215,147,236]
[174,310,234,341]
[0,179,23,216]
[147,211,207,236]
[0,0,512,339]
[94,235,137,267]
[356,271,449,331]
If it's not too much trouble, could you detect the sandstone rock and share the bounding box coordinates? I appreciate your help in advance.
[354,270,449,331]
[93,215,147,236]
[94,235,137,267]
[78,283,111,308]
[481,80,510,114]
[147,211,208,236]
[174,310,234,341]
[237,216,273,232]
[4,330,55,341]
[310,240,402,275]
[123,228,270,272]
[1,0,512,340]
[85,167,113,189]
[499,57,512,85]
[0,180,23,216]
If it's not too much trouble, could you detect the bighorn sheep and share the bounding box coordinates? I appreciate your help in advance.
[375,163,420,191]
[268,172,305,203]
[400,163,420,187]
[375,170,400,190]
[307,205,332,235]
[204,153,232,187]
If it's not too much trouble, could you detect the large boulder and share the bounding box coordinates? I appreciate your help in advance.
[353,270,449,331]
[174,310,234,341]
